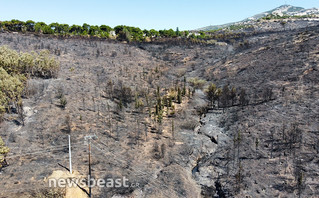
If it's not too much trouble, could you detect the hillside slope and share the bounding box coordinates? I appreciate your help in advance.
[144,26,319,197]
[0,24,318,197]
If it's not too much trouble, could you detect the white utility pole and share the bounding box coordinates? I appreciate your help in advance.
[68,135,72,174]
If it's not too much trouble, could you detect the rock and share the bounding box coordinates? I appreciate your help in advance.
[23,106,33,117]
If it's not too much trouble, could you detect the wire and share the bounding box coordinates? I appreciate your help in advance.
[8,144,68,155]
[5,143,84,159]
[9,141,84,153]
[9,144,69,150]
[91,139,179,198]
[1,139,180,197]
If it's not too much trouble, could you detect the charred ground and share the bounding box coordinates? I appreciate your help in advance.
[0,24,318,198]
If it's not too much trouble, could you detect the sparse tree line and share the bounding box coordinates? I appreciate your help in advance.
[266,122,303,158]
[203,81,274,112]
[224,121,306,196]
[204,83,248,110]
[267,122,305,197]
[0,19,257,45]
[0,19,202,43]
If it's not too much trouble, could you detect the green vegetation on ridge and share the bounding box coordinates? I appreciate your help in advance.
[0,19,193,42]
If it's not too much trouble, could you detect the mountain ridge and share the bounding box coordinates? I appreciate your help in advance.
[197,5,319,31]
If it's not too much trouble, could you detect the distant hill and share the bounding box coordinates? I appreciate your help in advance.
[197,5,319,31]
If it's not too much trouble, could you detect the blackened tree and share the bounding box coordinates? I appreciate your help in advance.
[239,88,249,108]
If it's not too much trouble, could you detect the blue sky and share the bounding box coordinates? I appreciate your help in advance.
[0,0,318,30]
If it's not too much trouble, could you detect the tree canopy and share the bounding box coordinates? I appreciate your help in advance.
[0,46,60,121]
[0,19,211,42]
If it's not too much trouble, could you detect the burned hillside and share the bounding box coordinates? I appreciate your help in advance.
[0,24,318,198]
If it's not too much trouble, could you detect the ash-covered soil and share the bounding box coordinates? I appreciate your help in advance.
[0,24,319,198]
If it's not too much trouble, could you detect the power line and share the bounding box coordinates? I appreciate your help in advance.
[5,143,84,159]
[1,137,181,197]
[8,143,75,154]
[91,139,179,198]
[9,144,69,153]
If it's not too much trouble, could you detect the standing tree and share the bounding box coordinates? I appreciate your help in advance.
[177,87,182,104]
[239,88,249,108]
[176,27,180,37]
[25,20,35,32]
[82,23,90,34]
[17,99,25,126]
[184,30,189,38]
[69,25,82,35]
[220,85,230,109]
[49,22,60,33]
[149,29,159,40]
[215,88,222,108]
[205,83,217,107]
[294,159,304,198]
[34,22,46,33]
[229,87,237,106]
[182,76,186,96]
[262,87,273,102]
[120,28,132,42]
[143,29,150,37]
[100,25,112,33]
